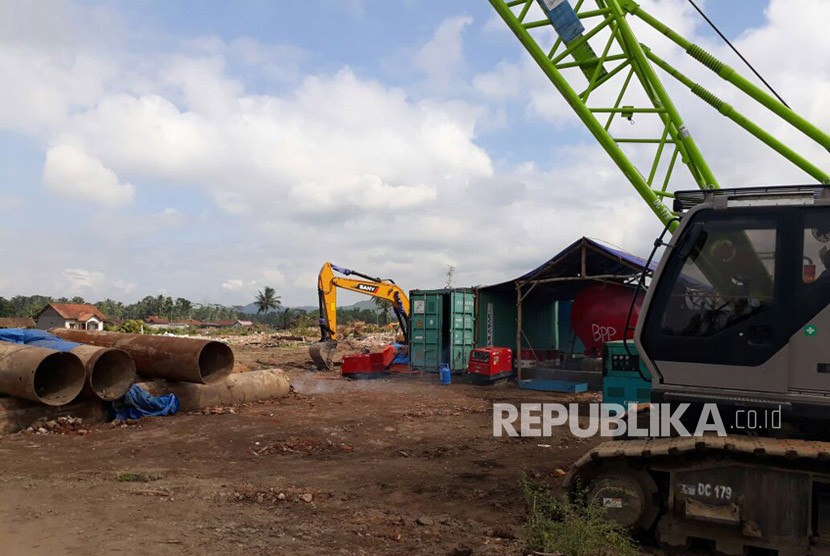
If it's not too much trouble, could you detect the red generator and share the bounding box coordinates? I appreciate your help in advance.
[467,347,513,383]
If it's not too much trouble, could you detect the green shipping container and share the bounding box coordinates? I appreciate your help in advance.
[409,288,475,373]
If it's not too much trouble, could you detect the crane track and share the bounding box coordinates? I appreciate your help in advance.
[566,435,830,484]
[564,435,830,556]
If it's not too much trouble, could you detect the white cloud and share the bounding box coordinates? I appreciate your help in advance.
[221,279,244,291]
[414,15,473,90]
[46,67,492,224]
[60,268,134,296]
[42,144,135,206]
[2,0,830,307]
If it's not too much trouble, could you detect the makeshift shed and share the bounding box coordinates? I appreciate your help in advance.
[475,237,655,376]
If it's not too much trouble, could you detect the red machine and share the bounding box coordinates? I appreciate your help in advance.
[341,345,396,379]
[467,347,513,383]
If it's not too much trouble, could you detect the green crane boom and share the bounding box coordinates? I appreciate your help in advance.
[489,0,830,230]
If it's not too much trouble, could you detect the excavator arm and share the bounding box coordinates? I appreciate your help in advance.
[310,262,410,370]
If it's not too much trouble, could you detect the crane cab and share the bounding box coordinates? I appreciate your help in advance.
[636,186,830,428]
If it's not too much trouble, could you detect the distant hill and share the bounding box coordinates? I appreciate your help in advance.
[239,299,378,315]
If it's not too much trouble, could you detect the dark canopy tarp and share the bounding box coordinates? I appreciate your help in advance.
[480,237,654,297]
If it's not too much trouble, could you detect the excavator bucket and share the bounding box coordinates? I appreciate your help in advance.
[309,340,337,371]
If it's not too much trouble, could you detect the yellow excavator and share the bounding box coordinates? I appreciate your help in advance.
[309,262,410,371]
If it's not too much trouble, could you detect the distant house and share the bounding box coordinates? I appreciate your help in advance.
[207,319,254,329]
[144,315,190,330]
[144,316,205,330]
[37,303,107,331]
[0,317,37,329]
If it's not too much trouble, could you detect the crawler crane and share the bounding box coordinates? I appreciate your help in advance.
[491,0,830,553]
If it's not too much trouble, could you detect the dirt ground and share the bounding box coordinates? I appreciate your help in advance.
[0,339,605,556]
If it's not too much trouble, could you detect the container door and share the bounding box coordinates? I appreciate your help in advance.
[449,291,476,371]
[410,293,442,372]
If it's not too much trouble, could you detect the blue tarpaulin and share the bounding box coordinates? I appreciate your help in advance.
[0,328,81,352]
[391,342,409,365]
[113,384,179,420]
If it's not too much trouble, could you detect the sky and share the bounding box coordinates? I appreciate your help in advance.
[1,0,828,308]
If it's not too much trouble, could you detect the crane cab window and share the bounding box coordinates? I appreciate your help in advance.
[802,210,830,284]
[658,220,777,338]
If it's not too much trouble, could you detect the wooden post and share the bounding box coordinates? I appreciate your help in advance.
[581,238,587,277]
[516,284,523,381]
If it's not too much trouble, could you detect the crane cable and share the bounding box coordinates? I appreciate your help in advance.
[687,0,790,109]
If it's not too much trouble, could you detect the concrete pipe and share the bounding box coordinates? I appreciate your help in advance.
[0,342,86,406]
[69,345,137,401]
[138,369,290,411]
[51,329,233,384]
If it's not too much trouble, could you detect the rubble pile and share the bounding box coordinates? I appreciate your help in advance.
[22,416,91,436]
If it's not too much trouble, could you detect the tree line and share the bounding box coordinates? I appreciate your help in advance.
[0,290,392,330]
[0,294,244,323]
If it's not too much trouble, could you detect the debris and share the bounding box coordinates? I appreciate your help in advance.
[110,419,141,429]
[487,526,516,539]
[131,489,171,497]
[202,406,235,415]
[552,468,567,478]
[299,493,314,503]
[116,472,162,483]
[23,416,90,436]
[417,516,433,526]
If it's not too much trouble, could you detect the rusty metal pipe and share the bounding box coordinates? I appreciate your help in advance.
[69,345,136,401]
[137,369,290,411]
[0,342,86,406]
[51,329,233,384]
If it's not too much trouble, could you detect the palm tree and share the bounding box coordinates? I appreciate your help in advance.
[254,286,281,314]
